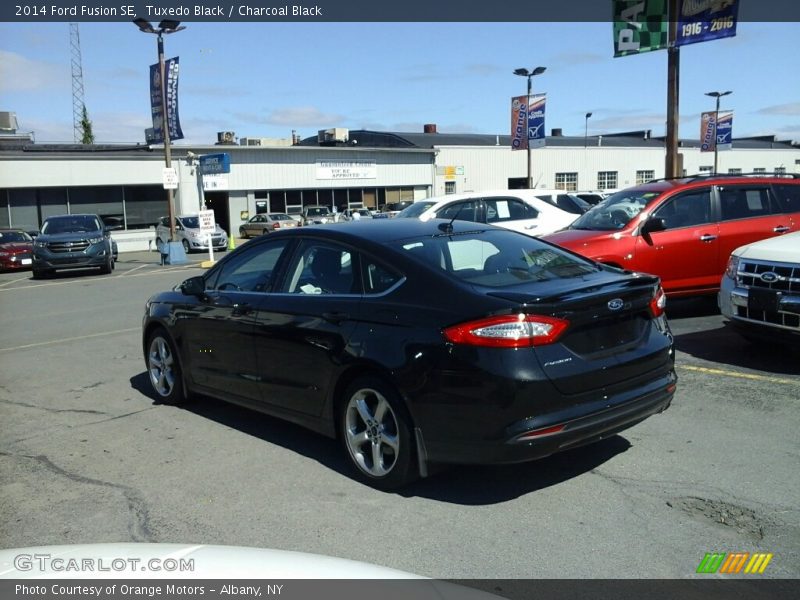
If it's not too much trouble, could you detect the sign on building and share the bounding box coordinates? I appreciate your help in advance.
[316,160,377,180]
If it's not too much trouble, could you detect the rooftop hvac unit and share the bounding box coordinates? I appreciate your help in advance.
[317,128,349,144]
[0,112,19,132]
[217,131,236,144]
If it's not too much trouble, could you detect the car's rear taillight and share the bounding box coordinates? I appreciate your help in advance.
[649,286,666,318]
[272,222,280,230]
[443,313,569,348]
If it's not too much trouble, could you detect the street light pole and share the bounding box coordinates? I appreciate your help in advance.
[514,66,546,189]
[705,90,732,175]
[133,18,185,242]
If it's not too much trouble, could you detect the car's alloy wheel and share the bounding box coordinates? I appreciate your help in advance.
[147,329,185,405]
[341,377,416,489]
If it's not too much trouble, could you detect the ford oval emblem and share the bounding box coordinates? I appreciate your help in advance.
[608,298,624,311]
[759,272,779,283]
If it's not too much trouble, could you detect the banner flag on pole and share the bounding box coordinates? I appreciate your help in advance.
[528,94,546,149]
[613,0,669,57]
[700,111,717,153]
[149,57,184,145]
[716,111,733,150]
[511,95,528,151]
[676,0,739,47]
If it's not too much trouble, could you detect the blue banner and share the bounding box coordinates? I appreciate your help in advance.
[716,111,733,150]
[149,57,184,145]
[676,0,739,47]
[528,94,546,149]
[199,153,231,174]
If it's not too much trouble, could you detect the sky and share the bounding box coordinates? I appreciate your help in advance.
[1,20,798,146]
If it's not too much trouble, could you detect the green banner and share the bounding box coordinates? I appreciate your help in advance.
[613,0,669,57]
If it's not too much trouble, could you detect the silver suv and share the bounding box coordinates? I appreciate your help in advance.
[156,215,229,253]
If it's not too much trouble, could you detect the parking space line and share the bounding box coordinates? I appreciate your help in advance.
[0,276,30,288]
[0,265,203,292]
[119,263,149,276]
[680,364,798,386]
[0,327,140,352]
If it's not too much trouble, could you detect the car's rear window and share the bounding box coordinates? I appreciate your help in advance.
[394,229,597,287]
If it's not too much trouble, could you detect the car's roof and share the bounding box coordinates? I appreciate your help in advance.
[267,216,495,245]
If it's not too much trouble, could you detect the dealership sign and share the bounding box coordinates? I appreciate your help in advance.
[316,160,377,180]
[510,94,546,151]
[676,0,739,47]
[700,110,734,153]
[149,57,183,144]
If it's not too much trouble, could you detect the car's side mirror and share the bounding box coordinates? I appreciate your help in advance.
[641,217,667,234]
[181,276,206,296]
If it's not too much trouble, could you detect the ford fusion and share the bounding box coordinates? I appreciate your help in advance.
[142,219,676,489]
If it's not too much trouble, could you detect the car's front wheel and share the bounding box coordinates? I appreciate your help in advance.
[146,328,185,405]
[182,239,190,253]
[340,376,417,489]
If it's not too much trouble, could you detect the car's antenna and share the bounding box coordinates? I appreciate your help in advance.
[438,203,465,234]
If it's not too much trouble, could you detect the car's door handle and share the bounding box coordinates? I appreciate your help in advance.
[322,311,349,324]
[232,303,253,317]
[699,234,717,242]
[774,225,790,233]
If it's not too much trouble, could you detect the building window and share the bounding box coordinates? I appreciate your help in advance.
[753,168,766,174]
[699,166,713,174]
[775,167,787,175]
[597,171,618,190]
[445,181,456,195]
[636,170,655,185]
[555,172,578,191]
[728,168,742,175]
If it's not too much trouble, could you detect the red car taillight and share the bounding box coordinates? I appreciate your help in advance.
[443,314,570,348]
[649,286,666,318]
[272,223,281,230]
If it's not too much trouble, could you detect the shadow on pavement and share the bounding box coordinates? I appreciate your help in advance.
[131,372,631,504]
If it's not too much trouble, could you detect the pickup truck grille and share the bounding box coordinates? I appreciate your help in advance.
[47,240,90,253]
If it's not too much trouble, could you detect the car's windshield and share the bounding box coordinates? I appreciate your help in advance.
[306,207,330,216]
[396,201,437,218]
[569,189,663,231]
[179,217,200,229]
[394,229,598,287]
[41,215,102,234]
[270,214,292,221]
[0,231,32,243]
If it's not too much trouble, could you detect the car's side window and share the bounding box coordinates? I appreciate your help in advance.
[718,186,773,221]
[282,241,356,295]
[361,257,401,295]
[485,198,538,223]
[772,184,800,214]
[436,200,479,222]
[652,190,712,229]
[209,240,289,293]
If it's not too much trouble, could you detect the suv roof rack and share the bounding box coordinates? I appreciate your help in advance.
[643,172,799,184]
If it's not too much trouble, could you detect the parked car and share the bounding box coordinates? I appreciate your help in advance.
[0,228,34,270]
[395,200,438,218]
[32,214,118,278]
[301,205,334,226]
[543,174,800,297]
[575,190,613,205]
[142,218,676,489]
[239,213,298,238]
[411,190,579,237]
[531,189,592,214]
[374,200,413,218]
[156,215,229,253]
[339,208,373,221]
[719,230,800,346]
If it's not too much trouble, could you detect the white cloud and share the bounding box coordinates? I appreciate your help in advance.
[0,50,69,92]
[756,103,800,117]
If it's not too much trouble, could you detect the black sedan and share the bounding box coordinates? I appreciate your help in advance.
[142,219,676,489]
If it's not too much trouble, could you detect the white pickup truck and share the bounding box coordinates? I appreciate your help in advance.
[719,231,800,345]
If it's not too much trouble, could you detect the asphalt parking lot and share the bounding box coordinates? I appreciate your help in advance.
[0,248,798,580]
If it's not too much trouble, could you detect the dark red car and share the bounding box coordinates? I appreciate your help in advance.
[543,174,800,297]
[0,229,34,271]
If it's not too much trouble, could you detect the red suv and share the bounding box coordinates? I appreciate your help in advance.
[543,174,800,297]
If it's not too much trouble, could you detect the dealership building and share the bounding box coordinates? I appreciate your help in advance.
[1,121,798,252]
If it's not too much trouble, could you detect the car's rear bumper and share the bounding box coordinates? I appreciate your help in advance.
[419,370,676,465]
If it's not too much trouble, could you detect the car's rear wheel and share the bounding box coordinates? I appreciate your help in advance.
[146,328,185,405]
[340,376,417,489]
[239,227,248,239]
[182,239,190,253]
